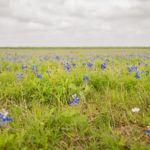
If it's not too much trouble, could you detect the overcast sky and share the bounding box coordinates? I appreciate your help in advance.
[0,0,150,46]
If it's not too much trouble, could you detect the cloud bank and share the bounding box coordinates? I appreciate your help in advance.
[0,0,150,46]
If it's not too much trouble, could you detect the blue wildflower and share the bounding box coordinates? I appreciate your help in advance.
[6,66,10,71]
[0,109,12,125]
[105,59,109,63]
[55,56,60,60]
[15,73,23,78]
[32,64,38,72]
[127,66,133,72]
[87,62,93,67]
[100,63,106,69]
[146,130,150,133]
[82,63,86,66]
[72,63,76,67]
[64,62,71,71]
[134,72,140,79]
[66,66,71,71]
[96,55,99,58]
[68,100,74,104]
[141,70,145,74]
[38,56,42,61]
[83,75,89,81]
[22,65,27,70]
[37,73,42,78]
[146,123,150,133]
[74,98,80,103]
[68,94,80,104]
[127,66,137,72]
[47,70,51,76]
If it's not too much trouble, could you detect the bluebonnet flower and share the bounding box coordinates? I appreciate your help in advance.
[82,63,86,66]
[145,64,148,67]
[6,66,10,71]
[66,66,71,71]
[0,109,12,125]
[37,73,42,78]
[47,70,51,76]
[44,56,48,60]
[72,94,77,99]
[64,62,71,71]
[83,75,89,81]
[127,66,137,72]
[146,123,150,133]
[55,56,60,60]
[133,66,137,71]
[87,62,93,67]
[141,70,146,74]
[138,62,141,66]
[127,66,133,72]
[39,57,42,61]
[100,63,106,69]
[75,97,80,103]
[146,130,150,133]
[15,73,23,78]
[68,100,75,104]
[32,64,38,72]
[22,65,27,70]
[134,72,140,79]
[105,59,109,63]
[68,94,80,104]
[96,55,99,58]
[72,63,76,67]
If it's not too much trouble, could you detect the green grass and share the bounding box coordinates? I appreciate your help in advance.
[0,48,150,150]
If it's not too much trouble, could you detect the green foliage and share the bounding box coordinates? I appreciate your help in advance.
[0,48,150,150]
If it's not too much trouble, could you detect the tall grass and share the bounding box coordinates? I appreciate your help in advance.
[0,48,150,150]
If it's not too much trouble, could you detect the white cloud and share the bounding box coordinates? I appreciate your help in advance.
[0,0,150,46]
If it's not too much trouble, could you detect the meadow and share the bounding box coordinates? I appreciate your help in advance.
[0,47,150,150]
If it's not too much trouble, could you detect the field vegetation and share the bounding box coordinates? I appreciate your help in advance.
[0,47,150,150]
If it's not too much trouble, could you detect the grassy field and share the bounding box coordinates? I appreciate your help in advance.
[0,47,150,150]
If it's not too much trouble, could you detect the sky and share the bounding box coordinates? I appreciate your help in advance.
[0,0,150,47]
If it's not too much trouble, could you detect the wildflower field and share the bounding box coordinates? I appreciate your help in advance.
[0,47,150,150]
